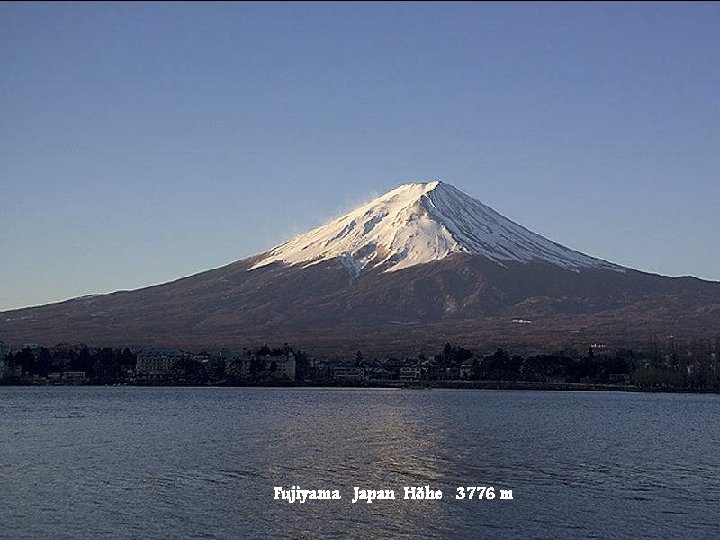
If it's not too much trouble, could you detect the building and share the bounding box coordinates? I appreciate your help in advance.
[63,371,86,382]
[267,353,296,380]
[366,367,393,381]
[136,350,183,380]
[136,355,177,375]
[399,366,421,382]
[223,352,297,381]
[333,366,366,382]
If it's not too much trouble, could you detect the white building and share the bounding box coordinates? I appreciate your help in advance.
[333,366,365,382]
[136,352,181,379]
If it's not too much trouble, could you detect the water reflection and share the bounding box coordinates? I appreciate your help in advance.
[242,389,453,538]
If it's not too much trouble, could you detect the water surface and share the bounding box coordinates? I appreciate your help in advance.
[1,387,719,538]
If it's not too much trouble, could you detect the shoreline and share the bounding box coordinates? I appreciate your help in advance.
[2,379,718,395]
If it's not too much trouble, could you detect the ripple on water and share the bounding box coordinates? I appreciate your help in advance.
[1,387,719,539]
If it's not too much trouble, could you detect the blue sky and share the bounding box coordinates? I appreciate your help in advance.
[2,2,719,311]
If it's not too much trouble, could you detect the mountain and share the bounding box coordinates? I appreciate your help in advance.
[2,181,719,356]
[252,181,620,273]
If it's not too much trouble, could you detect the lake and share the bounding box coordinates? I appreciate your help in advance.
[1,387,719,538]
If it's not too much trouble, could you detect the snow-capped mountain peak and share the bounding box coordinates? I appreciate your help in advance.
[251,180,620,274]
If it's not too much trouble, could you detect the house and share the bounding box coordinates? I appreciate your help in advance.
[366,367,393,381]
[399,366,421,382]
[63,371,86,382]
[333,366,366,382]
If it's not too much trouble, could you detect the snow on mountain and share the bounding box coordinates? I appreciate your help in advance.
[252,180,622,275]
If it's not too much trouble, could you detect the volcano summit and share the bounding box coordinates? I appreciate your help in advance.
[2,181,718,355]
[253,181,620,274]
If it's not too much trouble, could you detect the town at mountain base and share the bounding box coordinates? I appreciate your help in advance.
[1,181,719,356]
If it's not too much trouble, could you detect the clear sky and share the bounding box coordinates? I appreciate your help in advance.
[2,2,719,311]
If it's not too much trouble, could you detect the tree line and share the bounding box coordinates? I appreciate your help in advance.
[3,336,719,391]
[2,346,136,382]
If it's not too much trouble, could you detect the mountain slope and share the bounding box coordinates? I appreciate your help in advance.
[1,181,719,355]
